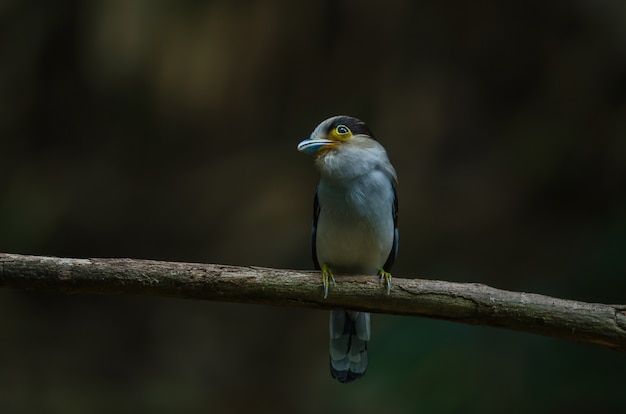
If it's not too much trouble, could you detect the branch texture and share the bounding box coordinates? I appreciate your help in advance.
[1,252,625,351]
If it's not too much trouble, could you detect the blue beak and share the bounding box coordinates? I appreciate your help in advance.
[297,138,335,155]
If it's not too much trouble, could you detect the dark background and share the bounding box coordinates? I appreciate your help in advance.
[1,1,626,413]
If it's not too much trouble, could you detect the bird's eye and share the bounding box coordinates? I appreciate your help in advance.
[335,125,350,135]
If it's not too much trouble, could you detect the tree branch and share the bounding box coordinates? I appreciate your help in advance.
[1,252,625,351]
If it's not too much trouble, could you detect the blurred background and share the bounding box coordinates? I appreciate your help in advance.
[1,0,626,412]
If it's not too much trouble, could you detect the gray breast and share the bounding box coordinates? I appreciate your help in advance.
[315,170,394,275]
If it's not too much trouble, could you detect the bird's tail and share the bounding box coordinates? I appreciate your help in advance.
[329,310,370,383]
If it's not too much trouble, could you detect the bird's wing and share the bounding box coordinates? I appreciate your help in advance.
[311,188,321,270]
[383,183,398,272]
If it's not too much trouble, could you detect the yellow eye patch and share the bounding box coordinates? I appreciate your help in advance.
[331,124,352,141]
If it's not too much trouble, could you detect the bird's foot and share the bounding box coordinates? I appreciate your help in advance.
[321,264,336,299]
[379,269,392,295]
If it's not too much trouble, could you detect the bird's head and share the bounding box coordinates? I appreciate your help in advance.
[297,115,396,182]
[297,115,376,157]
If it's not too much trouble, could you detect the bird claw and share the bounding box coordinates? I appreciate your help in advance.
[321,264,336,299]
[379,270,392,295]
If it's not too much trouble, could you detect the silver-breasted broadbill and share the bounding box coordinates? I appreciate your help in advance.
[297,115,398,383]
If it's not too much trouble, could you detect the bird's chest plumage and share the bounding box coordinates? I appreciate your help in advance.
[315,171,394,275]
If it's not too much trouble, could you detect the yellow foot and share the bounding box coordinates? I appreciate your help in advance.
[379,269,392,295]
[321,264,336,299]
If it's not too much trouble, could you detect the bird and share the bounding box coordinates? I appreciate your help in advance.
[297,115,398,383]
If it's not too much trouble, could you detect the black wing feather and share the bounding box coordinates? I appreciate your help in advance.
[311,188,321,270]
[382,184,398,272]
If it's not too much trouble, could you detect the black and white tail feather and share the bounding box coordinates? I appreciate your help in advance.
[329,310,370,382]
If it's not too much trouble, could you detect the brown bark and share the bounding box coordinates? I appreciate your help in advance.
[2,252,625,351]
